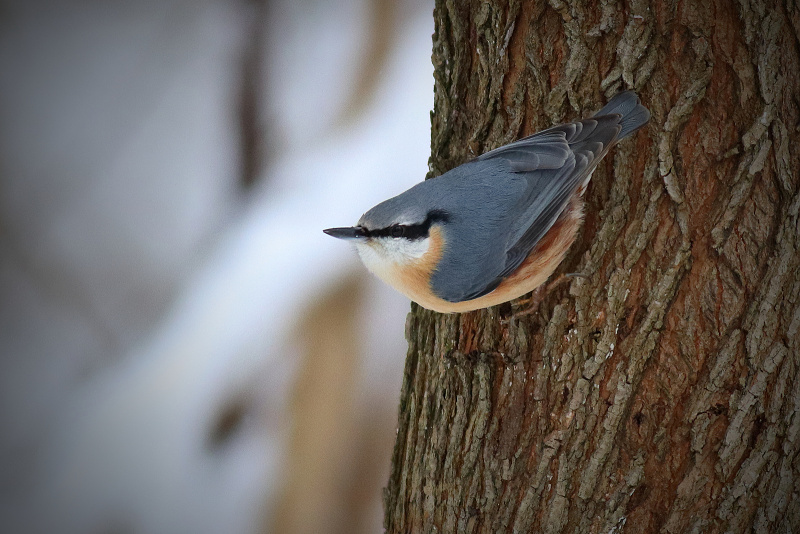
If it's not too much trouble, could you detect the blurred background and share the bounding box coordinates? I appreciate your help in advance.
[0,0,434,532]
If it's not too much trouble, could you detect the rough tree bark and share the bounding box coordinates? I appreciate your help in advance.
[384,1,800,532]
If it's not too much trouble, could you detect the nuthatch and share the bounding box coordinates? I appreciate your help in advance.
[325,91,650,313]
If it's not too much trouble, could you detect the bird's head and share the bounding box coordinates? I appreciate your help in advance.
[324,192,450,281]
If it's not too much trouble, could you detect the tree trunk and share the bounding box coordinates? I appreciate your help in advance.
[383,1,800,532]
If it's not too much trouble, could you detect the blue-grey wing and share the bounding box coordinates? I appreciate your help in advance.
[433,116,623,303]
[432,91,649,303]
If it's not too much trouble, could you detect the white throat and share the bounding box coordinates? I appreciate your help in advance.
[354,237,430,278]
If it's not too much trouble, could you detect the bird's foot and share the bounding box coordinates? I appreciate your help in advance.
[501,272,586,323]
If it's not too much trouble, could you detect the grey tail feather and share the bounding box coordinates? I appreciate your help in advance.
[595,90,651,140]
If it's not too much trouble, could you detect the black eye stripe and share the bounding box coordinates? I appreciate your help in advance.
[364,210,450,240]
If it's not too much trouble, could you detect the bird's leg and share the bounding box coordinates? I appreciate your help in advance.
[503,272,586,321]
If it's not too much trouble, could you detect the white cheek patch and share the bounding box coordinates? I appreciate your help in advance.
[355,237,431,278]
[379,236,430,261]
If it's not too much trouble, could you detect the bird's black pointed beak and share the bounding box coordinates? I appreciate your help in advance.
[323,226,367,241]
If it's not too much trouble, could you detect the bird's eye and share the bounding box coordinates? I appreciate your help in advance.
[390,225,404,238]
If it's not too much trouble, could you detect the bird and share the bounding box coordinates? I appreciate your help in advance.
[324,91,650,313]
